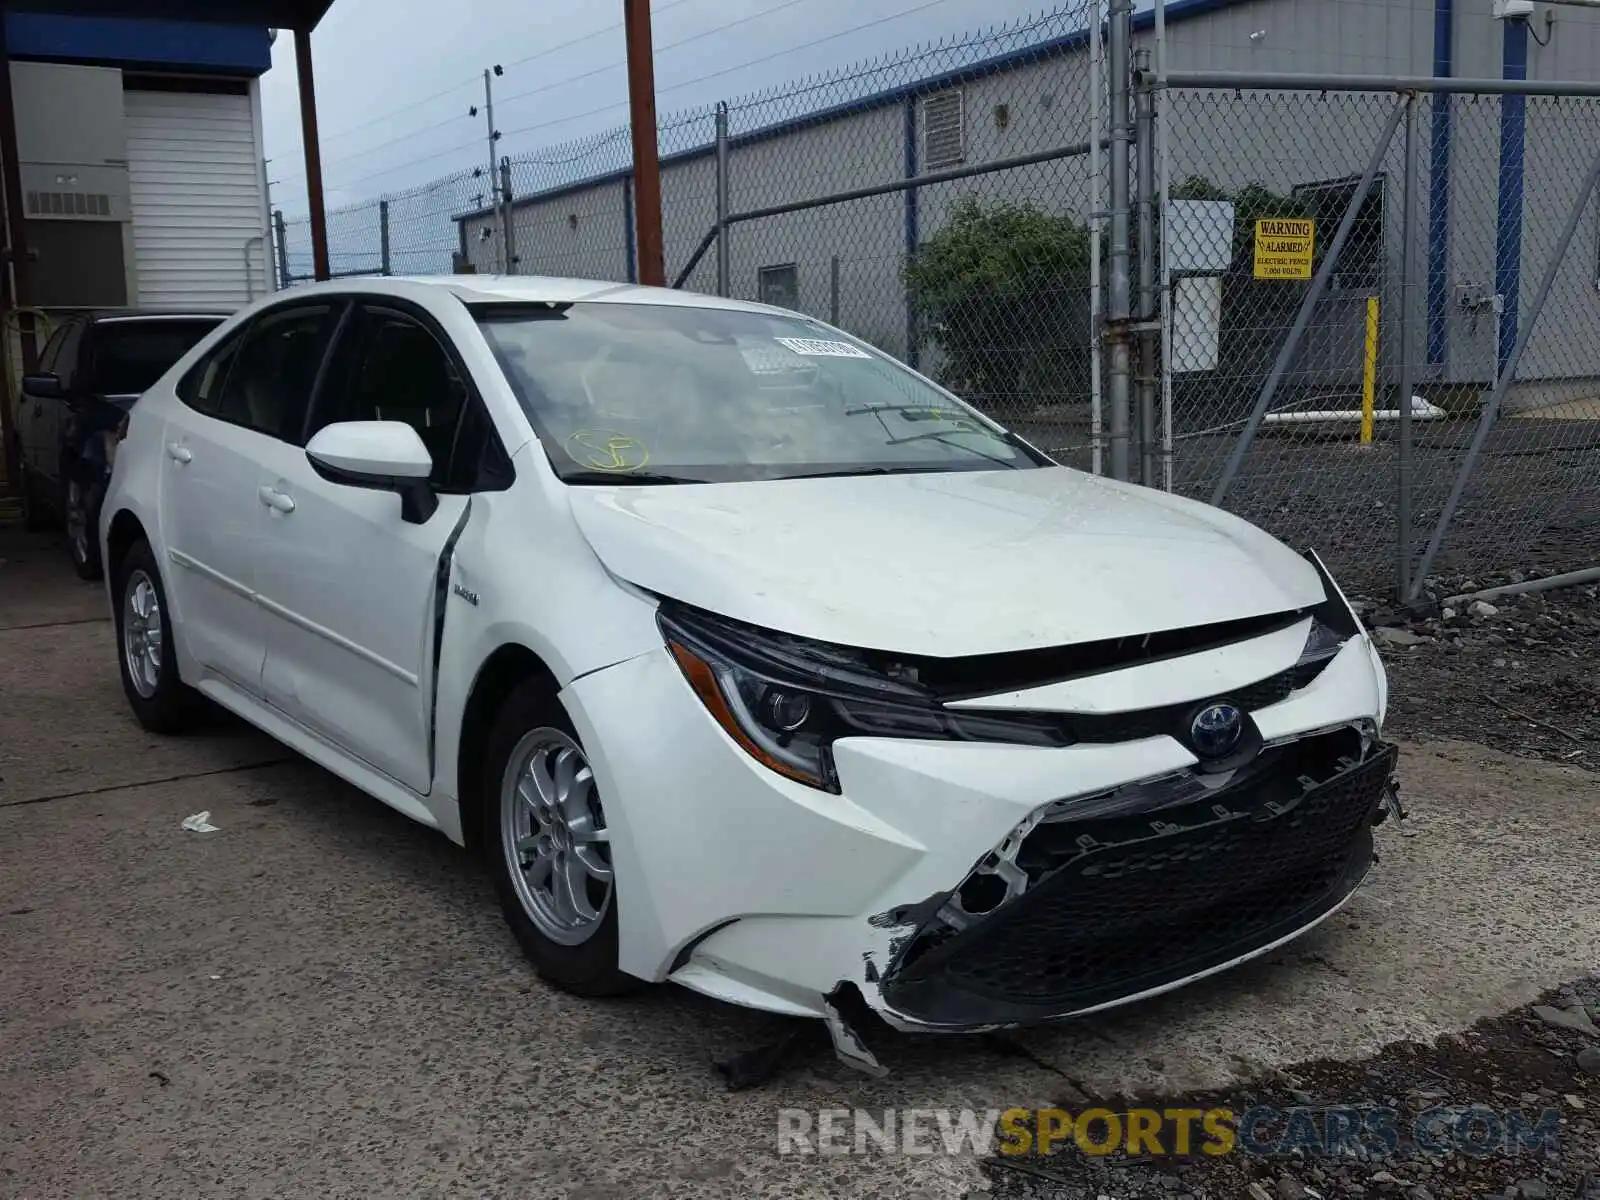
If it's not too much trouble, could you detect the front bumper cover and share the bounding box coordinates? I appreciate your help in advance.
[875,733,1397,1030]
[562,634,1392,1052]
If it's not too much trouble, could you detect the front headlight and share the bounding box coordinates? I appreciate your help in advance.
[1301,548,1384,727]
[659,605,1070,792]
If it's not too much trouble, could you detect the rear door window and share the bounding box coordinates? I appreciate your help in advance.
[176,327,248,417]
[213,303,341,444]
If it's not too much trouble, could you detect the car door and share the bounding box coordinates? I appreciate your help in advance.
[158,302,341,694]
[19,319,78,480]
[253,301,486,793]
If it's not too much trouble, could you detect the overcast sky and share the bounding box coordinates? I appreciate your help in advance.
[260,0,1075,216]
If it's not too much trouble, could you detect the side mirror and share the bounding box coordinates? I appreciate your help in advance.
[21,373,63,399]
[305,420,439,524]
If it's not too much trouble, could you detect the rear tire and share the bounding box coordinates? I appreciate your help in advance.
[113,539,198,734]
[67,479,104,581]
[483,681,639,997]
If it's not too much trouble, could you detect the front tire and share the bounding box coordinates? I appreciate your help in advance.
[113,539,197,733]
[483,682,638,997]
[18,462,53,532]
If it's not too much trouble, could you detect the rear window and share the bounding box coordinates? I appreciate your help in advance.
[88,319,223,395]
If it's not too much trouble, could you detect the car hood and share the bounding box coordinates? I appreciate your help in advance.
[566,467,1326,658]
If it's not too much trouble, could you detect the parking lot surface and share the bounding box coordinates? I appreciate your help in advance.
[3,526,1598,1199]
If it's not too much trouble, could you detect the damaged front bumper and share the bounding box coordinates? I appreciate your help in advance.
[871,729,1398,1032]
[561,630,1397,1068]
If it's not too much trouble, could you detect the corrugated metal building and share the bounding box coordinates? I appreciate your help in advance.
[456,0,1600,402]
[5,11,276,308]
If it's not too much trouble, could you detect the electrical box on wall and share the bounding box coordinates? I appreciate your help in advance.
[10,61,131,223]
[10,60,132,305]
[1492,0,1535,19]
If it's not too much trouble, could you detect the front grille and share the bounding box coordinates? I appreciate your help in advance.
[883,738,1395,1025]
[1065,654,1333,744]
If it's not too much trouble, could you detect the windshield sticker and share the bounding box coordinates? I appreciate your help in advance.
[774,337,872,359]
[567,429,651,473]
[740,344,816,375]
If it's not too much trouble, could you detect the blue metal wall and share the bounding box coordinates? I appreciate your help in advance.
[3,11,271,73]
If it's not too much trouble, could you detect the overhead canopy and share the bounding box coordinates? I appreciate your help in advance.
[3,0,334,31]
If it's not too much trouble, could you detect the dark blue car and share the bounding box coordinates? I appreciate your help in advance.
[13,308,228,578]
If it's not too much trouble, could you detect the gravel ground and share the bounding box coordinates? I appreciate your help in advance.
[982,977,1600,1200]
[977,579,1600,1200]
[1360,577,1600,768]
[1017,416,1600,599]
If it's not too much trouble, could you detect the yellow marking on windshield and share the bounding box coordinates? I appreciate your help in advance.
[567,429,652,473]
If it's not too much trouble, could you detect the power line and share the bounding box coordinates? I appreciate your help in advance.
[499,0,699,74]
[500,0,957,141]
[279,0,701,185]
[293,0,959,201]
[319,75,480,144]
[494,0,811,110]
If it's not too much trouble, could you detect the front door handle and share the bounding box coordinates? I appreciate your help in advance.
[258,486,296,514]
[166,442,192,464]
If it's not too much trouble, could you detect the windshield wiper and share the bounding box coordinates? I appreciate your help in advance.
[783,465,952,480]
[561,471,707,485]
[883,429,1019,467]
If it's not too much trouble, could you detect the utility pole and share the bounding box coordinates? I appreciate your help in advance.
[500,157,518,275]
[624,0,666,286]
[273,209,291,289]
[475,66,505,272]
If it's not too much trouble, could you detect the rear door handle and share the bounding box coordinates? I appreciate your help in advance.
[258,486,296,514]
[166,442,192,464]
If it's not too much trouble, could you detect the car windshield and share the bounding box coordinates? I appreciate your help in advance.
[475,302,1048,484]
[90,318,223,395]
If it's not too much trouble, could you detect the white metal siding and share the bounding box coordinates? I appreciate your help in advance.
[124,89,268,306]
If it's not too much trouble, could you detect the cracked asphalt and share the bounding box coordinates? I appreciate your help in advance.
[2,525,1597,1199]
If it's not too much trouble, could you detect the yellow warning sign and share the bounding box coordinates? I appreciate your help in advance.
[1253,218,1316,280]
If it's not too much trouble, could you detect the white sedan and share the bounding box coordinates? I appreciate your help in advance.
[100,276,1395,1071]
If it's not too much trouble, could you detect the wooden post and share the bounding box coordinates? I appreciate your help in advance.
[623,0,665,286]
[294,29,331,282]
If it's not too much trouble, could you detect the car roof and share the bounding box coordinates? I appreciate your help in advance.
[86,308,234,323]
[273,274,792,318]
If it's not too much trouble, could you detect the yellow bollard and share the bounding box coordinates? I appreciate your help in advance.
[1361,295,1380,445]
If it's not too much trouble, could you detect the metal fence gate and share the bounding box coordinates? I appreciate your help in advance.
[1156,77,1600,601]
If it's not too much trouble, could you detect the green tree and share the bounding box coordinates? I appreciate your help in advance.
[902,198,1091,408]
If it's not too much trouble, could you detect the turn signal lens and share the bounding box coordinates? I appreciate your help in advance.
[668,642,832,789]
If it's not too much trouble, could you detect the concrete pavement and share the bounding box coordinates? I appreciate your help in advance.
[3,526,1597,1199]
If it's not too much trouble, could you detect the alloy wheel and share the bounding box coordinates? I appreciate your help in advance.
[122,570,163,699]
[500,729,614,946]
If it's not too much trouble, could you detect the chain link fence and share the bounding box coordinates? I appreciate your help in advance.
[1161,83,1600,599]
[276,1,1600,602]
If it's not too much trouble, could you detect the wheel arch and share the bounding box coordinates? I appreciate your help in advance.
[105,508,149,584]
[456,642,562,853]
